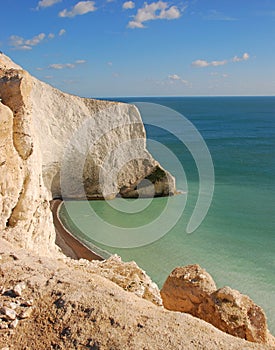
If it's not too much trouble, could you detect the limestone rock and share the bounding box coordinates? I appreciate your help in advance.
[86,254,162,306]
[0,52,175,255]
[0,99,57,256]
[0,53,175,202]
[160,264,216,314]
[9,318,18,329]
[204,286,269,344]
[161,265,273,345]
[0,236,270,350]
[12,282,26,297]
[19,307,33,319]
[0,307,17,320]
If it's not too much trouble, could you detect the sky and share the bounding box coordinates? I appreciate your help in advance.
[1,0,275,97]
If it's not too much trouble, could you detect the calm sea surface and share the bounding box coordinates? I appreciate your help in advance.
[60,96,275,332]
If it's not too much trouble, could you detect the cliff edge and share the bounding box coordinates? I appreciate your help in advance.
[0,52,174,253]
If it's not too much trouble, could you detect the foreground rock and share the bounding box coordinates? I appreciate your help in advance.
[161,264,275,346]
[160,264,217,314]
[72,254,162,306]
[1,237,273,350]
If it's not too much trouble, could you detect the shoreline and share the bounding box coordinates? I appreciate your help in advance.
[50,199,105,261]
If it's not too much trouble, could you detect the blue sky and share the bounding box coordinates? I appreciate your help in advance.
[1,0,275,97]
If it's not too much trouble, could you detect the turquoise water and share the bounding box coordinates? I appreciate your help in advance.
[60,96,275,332]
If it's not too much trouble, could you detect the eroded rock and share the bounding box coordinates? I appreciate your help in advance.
[161,264,273,345]
[160,264,216,314]
[205,286,269,344]
[0,307,17,320]
[0,52,175,255]
[82,255,162,306]
[0,53,175,203]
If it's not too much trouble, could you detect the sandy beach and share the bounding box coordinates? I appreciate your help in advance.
[50,199,104,261]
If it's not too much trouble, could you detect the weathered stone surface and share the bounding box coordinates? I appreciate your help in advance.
[75,254,162,306]
[0,99,57,255]
[12,282,26,297]
[161,264,216,314]
[0,53,175,202]
[19,307,33,319]
[203,286,269,344]
[0,237,271,350]
[161,265,274,345]
[0,52,174,254]
[0,307,17,320]
[9,318,18,329]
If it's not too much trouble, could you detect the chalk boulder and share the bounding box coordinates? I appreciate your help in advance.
[161,264,274,345]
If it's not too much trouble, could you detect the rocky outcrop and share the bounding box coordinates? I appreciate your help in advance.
[0,52,174,254]
[161,264,275,346]
[1,237,272,350]
[72,255,162,306]
[0,53,175,202]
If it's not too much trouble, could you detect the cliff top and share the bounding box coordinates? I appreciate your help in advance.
[0,53,22,70]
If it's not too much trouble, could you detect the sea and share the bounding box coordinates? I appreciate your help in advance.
[59,96,275,333]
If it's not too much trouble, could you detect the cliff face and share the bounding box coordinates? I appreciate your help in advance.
[0,82,57,256]
[0,52,174,252]
[0,54,175,201]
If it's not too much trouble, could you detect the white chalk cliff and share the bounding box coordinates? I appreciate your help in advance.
[0,53,174,253]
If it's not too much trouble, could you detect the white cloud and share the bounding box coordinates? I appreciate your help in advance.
[107,61,113,66]
[75,59,86,64]
[203,10,237,21]
[168,74,188,84]
[59,29,66,36]
[232,52,250,62]
[48,60,86,70]
[192,59,210,68]
[192,59,227,68]
[192,53,250,68]
[128,1,181,29]
[123,1,135,10]
[37,0,62,9]
[48,33,55,39]
[25,33,46,46]
[49,63,75,69]
[210,72,229,78]
[9,33,48,50]
[59,1,96,18]
[211,60,227,66]
[168,74,181,80]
